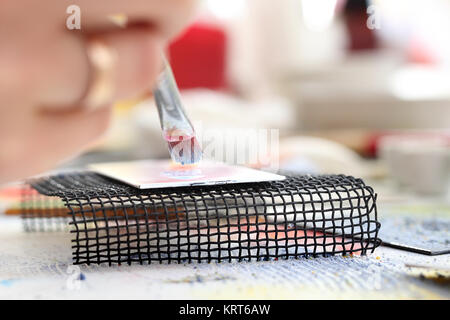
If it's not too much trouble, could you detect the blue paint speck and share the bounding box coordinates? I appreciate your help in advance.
[0,279,15,287]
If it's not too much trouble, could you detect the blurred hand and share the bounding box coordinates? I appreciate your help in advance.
[0,0,196,184]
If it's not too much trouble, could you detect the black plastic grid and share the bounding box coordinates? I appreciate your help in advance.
[29,172,381,265]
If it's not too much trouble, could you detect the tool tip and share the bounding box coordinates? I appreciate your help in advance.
[167,136,202,165]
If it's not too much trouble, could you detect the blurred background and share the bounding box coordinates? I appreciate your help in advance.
[0,0,449,300]
[70,0,450,199]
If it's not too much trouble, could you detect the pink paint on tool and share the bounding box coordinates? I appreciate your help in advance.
[153,56,202,165]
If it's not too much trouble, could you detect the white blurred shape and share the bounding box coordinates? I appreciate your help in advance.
[301,0,337,31]
[205,0,246,20]
[379,135,449,195]
[390,66,450,101]
[279,136,366,177]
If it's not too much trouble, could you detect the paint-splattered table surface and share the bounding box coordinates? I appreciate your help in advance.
[0,206,448,299]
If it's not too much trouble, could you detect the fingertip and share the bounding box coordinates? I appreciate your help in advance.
[101,28,164,101]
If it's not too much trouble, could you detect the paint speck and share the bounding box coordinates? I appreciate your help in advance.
[376,256,381,260]
[78,273,86,281]
[0,279,15,287]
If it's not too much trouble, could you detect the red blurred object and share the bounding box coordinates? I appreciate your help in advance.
[367,131,450,157]
[168,22,228,90]
[343,0,378,51]
[406,37,437,65]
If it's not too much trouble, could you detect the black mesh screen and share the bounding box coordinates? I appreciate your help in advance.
[28,172,381,265]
